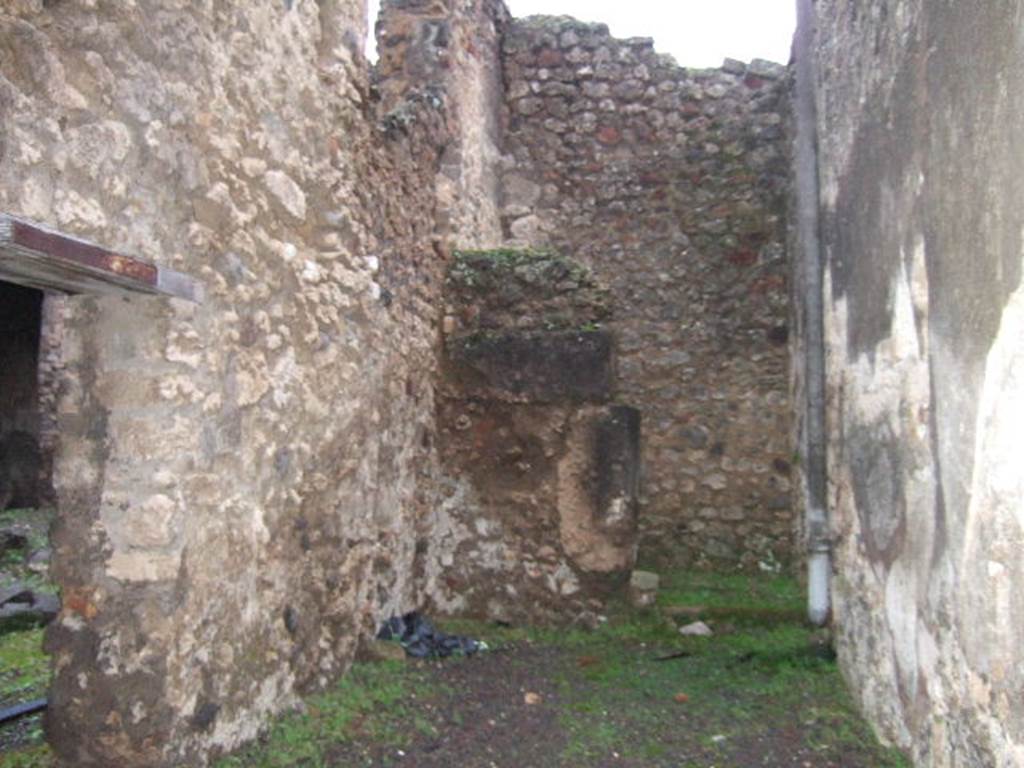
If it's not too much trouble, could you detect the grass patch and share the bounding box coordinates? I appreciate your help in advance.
[441,573,908,767]
[214,659,438,768]
[0,745,51,768]
[0,508,54,765]
[533,574,908,767]
[0,628,48,705]
[656,568,803,612]
[1,571,912,768]
[0,628,51,765]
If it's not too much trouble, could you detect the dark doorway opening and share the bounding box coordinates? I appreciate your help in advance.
[0,279,54,754]
[0,281,45,511]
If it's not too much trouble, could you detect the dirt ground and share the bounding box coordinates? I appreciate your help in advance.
[319,640,905,768]
[219,572,910,768]
[2,572,911,768]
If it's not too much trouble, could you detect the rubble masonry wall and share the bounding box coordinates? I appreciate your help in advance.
[0,0,502,764]
[0,1,803,764]
[499,17,794,570]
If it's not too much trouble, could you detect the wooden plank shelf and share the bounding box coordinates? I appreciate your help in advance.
[0,214,202,303]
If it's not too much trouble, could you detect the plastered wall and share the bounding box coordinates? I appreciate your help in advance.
[433,249,640,624]
[805,1,1024,764]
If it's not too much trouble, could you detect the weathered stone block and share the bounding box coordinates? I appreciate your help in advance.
[437,247,640,620]
[558,405,640,574]
[436,400,640,620]
[446,330,613,403]
[628,569,659,607]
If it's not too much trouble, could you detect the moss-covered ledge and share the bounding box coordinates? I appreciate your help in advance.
[444,248,612,335]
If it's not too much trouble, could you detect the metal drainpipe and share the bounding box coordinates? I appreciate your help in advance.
[793,0,831,626]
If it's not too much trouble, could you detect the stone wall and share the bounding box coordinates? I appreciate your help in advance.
[375,0,508,247]
[34,293,66,507]
[804,0,1024,764]
[499,17,793,569]
[0,0,803,763]
[0,0,501,765]
[432,249,640,624]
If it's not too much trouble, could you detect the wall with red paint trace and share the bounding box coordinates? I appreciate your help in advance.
[499,17,794,570]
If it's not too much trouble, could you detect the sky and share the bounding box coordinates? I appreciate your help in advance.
[366,0,796,68]
[506,1,795,67]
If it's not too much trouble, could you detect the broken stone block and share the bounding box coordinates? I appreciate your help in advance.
[558,405,641,575]
[628,570,659,607]
[0,582,33,606]
[0,584,59,627]
[747,58,786,79]
[27,547,51,576]
[722,58,746,75]
[678,620,714,637]
[30,590,59,618]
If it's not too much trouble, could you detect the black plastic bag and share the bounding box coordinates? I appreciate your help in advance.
[376,612,486,659]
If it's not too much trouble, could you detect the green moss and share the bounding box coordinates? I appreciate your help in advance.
[448,249,597,292]
[445,248,612,334]
[452,247,560,265]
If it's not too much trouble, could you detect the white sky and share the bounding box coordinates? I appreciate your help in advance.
[508,0,795,66]
[367,1,795,68]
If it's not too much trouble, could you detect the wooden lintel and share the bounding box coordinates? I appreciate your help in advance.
[0,214,202,303]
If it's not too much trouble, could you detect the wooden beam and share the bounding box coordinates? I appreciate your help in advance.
[0,214,202,303]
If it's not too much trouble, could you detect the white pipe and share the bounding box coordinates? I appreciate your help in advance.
[794,0,831,626]
[807,546,831,626]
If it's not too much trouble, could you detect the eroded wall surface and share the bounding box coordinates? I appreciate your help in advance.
[0,0,500,764]
[808,1,1024,764]
[500,18,793,569]
[433,250,640,623]
[375,0,508,247]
